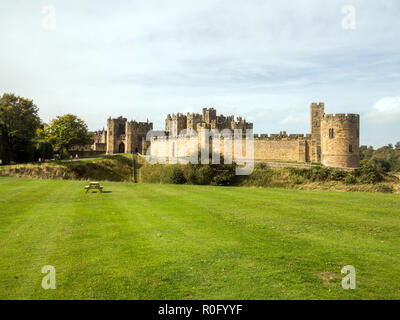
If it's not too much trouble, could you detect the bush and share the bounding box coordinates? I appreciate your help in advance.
[329,169,345,181]
[212,165,236,186]
[183,163,198,184]
[358,160,383,184]
[195,165,214,185]
[344,174,357,185]
[170,167,186,184]
[309,167,330,182]
[371,157,391,172]
[242,168,273,187]
[375,184,394,193]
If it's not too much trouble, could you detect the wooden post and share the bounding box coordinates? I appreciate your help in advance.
[132,153,137,183]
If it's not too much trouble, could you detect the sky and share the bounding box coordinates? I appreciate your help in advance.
[0,0,399,147]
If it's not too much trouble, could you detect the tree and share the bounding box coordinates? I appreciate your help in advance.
[0,93,41,164]
[395,142,400,150]
[34,141,54,160]
[33,123,54,161]
[359,145,374,161]
[45,114,91,153]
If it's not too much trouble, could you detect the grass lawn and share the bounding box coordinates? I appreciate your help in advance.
[0,177,399,300]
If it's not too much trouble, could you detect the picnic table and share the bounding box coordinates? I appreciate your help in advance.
[85,182,103,193]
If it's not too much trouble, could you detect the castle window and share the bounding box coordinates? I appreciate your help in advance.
[329,128,334,139]
[349,145,353,153]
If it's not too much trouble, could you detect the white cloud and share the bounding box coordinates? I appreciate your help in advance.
[365,97,400,124]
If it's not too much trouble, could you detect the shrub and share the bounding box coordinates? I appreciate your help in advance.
[292,176,304,185]
[196,165,214,185]
[309,167,330,182]
[183,163,198,184]
[329,169,347,181]
[371,157,391,172]
[358,160,383,184]
[212,165,236,186]
[255,163,268,170]
[170,167,186,184]
[344,175,357,185]
[243,168,273,187]
[375,184,394,193]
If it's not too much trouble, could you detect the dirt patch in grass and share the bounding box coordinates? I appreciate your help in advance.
[317,272,341,286]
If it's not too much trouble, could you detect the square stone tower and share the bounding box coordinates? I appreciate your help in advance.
[310,102,325,162]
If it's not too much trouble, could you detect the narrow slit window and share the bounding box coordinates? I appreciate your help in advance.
[349,145,353,153]
[329,128,334,139]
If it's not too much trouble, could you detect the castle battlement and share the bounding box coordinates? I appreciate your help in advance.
[253,133,311,141]
[127,121,153,131]
[322,113,360,122]
[107,116,127,124]
[187,113,202,119]
[311,102,325,108]
[167,113,187,120]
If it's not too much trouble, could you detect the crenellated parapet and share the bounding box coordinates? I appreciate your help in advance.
[322,113,360,123]
[127,120,153,132]
[253,133,311,141]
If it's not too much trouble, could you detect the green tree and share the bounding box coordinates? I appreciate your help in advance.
[360,145,374,161]
[0,93,41,164]
[45,114,91,153]
[34,141,54,160]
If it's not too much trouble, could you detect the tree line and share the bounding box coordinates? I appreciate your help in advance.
[0,93,92,165]
[360,143,400,173]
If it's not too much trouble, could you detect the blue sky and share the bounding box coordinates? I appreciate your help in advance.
[1,0,399,147]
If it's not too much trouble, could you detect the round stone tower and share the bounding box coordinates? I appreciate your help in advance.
[320,113,360,169]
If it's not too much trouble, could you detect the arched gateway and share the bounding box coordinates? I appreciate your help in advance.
[118,142,125,153]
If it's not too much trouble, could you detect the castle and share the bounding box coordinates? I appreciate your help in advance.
[93,103,360,169]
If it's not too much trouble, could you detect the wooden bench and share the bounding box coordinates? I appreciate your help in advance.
[85,182,103,193]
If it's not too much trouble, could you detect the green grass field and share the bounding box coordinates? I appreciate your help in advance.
[0,177,399,300]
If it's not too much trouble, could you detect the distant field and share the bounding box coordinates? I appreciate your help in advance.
[0,177,399,300]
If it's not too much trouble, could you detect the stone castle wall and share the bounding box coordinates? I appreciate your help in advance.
[253,137,311,162]
[149,133,312,164]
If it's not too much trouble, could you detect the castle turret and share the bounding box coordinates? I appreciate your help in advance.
[310,102,325,162]
[107,118,117,154]
[187,113,202,131]
[126,121,133,154]
[202,108,217,124]
[320,113,360,168]
[166,113,187,137]
[106,117,127,154]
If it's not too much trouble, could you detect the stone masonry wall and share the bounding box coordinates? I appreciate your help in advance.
[149,134,311,163]
[321,113,360,168]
